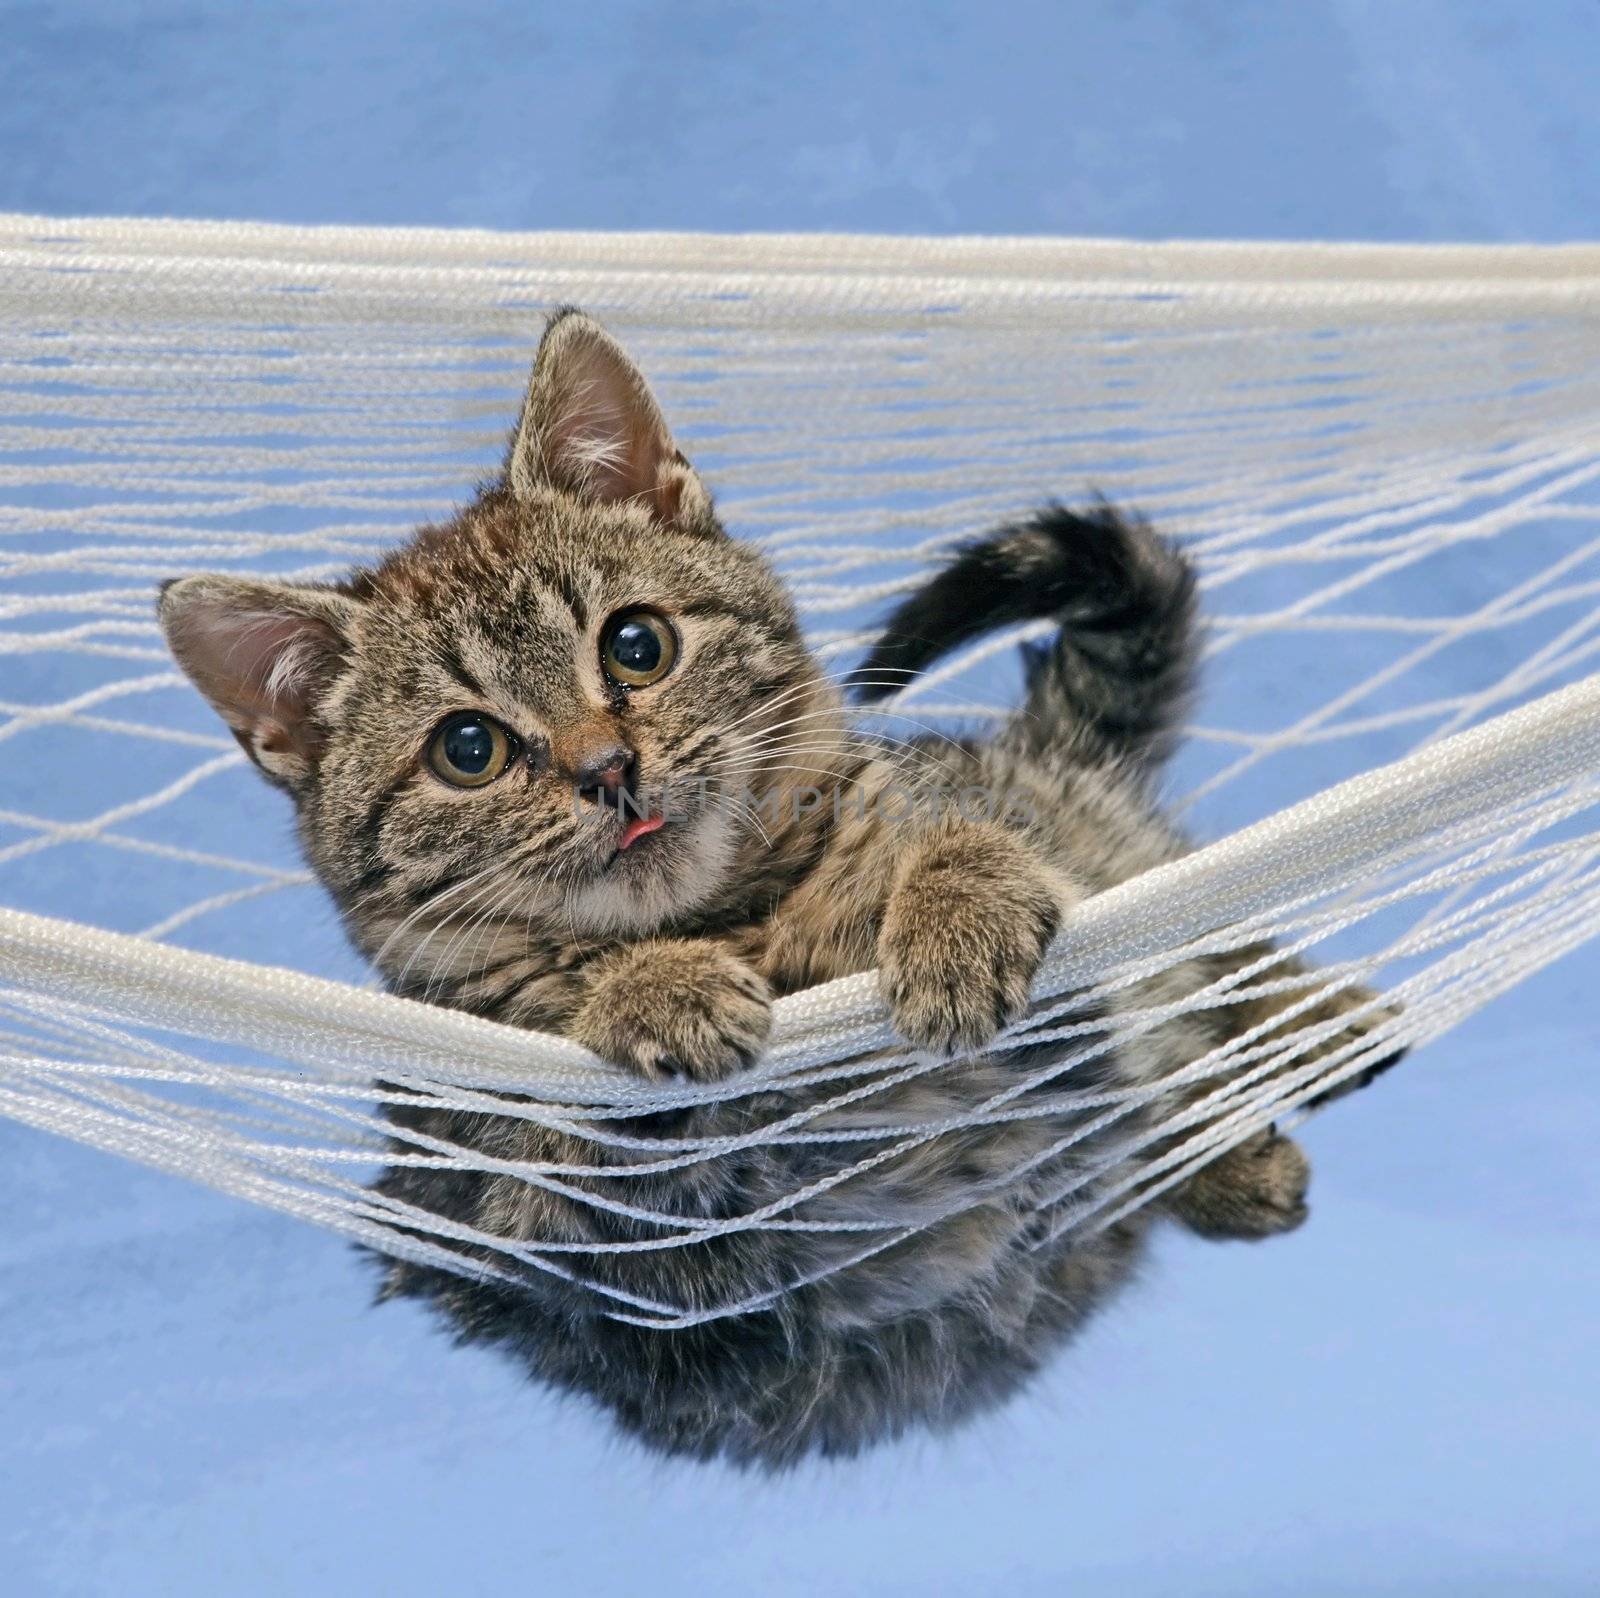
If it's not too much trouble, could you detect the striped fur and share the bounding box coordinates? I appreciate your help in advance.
[158,311,1398,1468]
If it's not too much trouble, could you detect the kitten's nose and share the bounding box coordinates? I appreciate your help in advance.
[572,743,637,805]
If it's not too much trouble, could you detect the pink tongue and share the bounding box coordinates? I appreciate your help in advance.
[617,814,665,851]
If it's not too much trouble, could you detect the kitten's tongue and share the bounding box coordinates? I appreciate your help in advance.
[617,814,665,851]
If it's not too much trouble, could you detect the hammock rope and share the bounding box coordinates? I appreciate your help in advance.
[1,215,1597,1326]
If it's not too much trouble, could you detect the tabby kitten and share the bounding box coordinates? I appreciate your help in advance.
[159,310,1395,1468]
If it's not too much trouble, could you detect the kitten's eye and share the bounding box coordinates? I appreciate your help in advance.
[428,713,514,788]
[601,609,678,688]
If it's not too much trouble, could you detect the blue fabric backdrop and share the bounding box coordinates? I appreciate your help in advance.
[2,4,1596,1593]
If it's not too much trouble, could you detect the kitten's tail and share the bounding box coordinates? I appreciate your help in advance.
[852,502,1200,770]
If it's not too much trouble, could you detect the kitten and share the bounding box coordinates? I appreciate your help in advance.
[158,309,1398,1468]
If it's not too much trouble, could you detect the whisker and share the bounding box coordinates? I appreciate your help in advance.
[372,857,507,977]
[423,878,522,1004]
[729,722,965,786]
[716,678,830,738]
[402,870,511,1000]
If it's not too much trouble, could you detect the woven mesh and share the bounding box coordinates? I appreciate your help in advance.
[1,216,1597,1323]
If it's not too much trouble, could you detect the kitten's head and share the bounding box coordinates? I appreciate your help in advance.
[160,311,838,975]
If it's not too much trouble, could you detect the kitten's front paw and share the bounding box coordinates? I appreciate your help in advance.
[877,826,1064,1057]
[570,941,772,1084]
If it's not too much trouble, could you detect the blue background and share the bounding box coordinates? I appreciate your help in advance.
[2,3,1598,1594]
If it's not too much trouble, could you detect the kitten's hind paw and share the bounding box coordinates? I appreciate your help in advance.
[1308,1042,1409,1110]
[1165,1128,1310,1241]
[570,940,772,1084]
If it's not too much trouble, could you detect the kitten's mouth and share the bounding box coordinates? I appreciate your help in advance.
[603,798,669,868]
[571,784,729,927]
[617,813,665,851]
[594,780,708,877]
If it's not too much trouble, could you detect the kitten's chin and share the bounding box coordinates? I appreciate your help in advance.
[563,809,739,937]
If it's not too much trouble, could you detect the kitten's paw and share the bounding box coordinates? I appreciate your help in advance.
[570,941,771,1084]
[1167,1128,1310,1241]
[877,825,1064,1057]
[1303,987,1408,1108]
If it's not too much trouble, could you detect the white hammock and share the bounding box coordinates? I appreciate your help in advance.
[1,215,1597,1328]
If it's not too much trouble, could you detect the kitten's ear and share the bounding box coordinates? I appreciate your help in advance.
[506,309,715,531]
[158,575,359,790]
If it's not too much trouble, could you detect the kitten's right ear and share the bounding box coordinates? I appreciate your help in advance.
[158,575,359,790]
[505,308,715,531]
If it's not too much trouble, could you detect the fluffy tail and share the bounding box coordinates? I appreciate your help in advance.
[853,503,1200,770]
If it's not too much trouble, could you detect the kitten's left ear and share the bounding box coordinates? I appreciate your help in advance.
[506,309,715,532]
